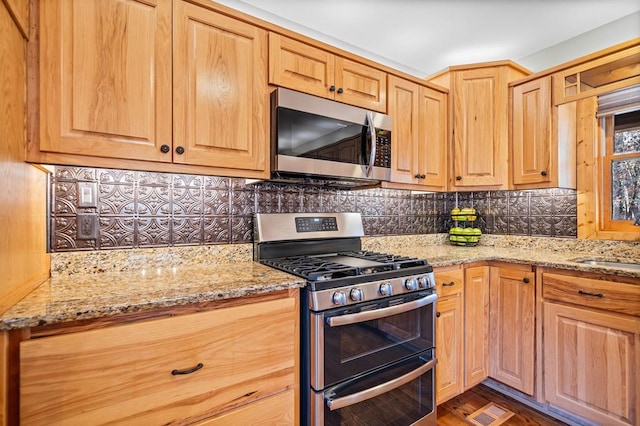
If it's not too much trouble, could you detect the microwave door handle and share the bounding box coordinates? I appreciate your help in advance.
[326,293,437,327]
[326,357,436,411]
[365,112,376,177]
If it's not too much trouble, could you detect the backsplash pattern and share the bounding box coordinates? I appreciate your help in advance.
[50,167,577,251]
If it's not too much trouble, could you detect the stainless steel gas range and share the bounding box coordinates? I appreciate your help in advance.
[254,212,437,426]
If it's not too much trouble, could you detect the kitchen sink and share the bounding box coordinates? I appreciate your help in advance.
[570,258,640,270]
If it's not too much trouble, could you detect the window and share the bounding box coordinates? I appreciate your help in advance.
[601,110,640,231]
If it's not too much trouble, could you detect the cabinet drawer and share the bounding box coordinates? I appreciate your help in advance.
[543,272,640,316]
[435,268,464,297]
[196,389,294,425]
[20,297,297,425]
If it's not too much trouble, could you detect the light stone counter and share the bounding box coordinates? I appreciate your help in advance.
[2,235,639,331]
[0,248,304,330]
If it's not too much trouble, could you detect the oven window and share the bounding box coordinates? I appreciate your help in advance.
[277,108,367,164]
[322,355,435,426]
[321,294,435,388]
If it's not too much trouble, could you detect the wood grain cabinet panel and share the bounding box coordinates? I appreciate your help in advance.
[173,0,268,173]
[434,267,464,404]
[386,76,447,190]
[544,302,639,426]
[38,0,173,162]
[269,33,387,112]
[489,266,535,395]
[20,298,297,425]
[511,76,576,189]
[464,266,490,389]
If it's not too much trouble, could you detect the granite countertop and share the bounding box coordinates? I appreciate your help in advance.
[1,235,639,331]
[0,261,305,331]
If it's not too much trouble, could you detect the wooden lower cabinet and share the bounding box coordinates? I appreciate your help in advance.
[434,266,464,404]
[542,270,640,426]
[489,265,535,395]
[19,295,299,425]
[464,266,490,389]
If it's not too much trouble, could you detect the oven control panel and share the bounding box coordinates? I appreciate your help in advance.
[295,216,338,233]
[309,272,436,311]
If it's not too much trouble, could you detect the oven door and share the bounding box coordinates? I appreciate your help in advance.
[310,291,436,390]
[311,352,436,426]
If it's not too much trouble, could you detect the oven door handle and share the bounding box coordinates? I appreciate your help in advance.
[326,293,437,327]
[326,357,436,411]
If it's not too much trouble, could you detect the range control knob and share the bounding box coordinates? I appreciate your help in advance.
[405,278,418,291]
[417,276,430,289]
[332,291,347,306]
[350,288,364,302]
[379,282,393,296]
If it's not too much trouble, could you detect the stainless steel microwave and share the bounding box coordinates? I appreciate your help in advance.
[270,88,392,187]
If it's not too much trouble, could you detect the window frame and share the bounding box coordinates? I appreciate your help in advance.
[576,97,640,241]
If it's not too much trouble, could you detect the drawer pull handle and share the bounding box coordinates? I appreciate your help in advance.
[171,363,204,376]
[442,282,455,287]
[578,290,604,298]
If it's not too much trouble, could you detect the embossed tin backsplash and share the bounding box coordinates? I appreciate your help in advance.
[49,167,577,252]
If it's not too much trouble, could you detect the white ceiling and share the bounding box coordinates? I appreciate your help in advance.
[214,0,640,78]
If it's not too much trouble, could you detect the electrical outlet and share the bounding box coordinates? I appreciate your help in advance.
[77,213,99,240]
[77,182,98,208]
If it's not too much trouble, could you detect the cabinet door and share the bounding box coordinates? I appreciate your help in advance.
[544,302,639,426]
[334,57,387,112]
[39,0,172,162]
[489,267,535,395]
[418,86,448,190]
[434,268,464,404]
[452,68,508,188]
[388,75,419,184]
[173,1,268,174]
[20,297,297,425]
[268,33,335,99]
[464,266,490,389]
[512,77,552,186]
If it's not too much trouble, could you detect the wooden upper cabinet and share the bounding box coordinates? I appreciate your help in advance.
[418,86,448,189]
[388,76,419,184]
[38,0,173,162]
[430,62,529,190]
[269,33,387,112]
[511,76,576,189]
[386,76,447,190]
[173,0,268,173]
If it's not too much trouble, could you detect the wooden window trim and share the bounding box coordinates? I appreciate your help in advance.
[577,97,640,241]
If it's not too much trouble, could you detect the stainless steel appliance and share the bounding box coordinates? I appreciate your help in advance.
[254,213,437,426]
[269,88,392,187]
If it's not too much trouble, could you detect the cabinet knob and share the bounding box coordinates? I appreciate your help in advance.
[329,85,336,92]
[175,146,185,155]
[522,277,530,284]
[541,170,548,176]
[337,87,344,94]
[456,176,462,181]
[436,312,441,318]
[160,144,170,153]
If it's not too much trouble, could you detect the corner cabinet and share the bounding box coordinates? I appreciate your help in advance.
[268,33,387,112]
[385,75,448,190]
[510,76,576,189]
[19,293,299,425]
[541,269,640,426]
[434,266,464,404]
[429,62,529,190]
[30,0,269,178]
[489,265,535,395]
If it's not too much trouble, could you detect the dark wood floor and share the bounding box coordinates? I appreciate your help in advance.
[437,384,568,425]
